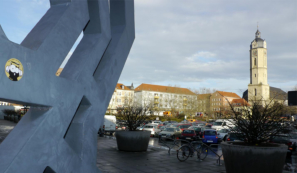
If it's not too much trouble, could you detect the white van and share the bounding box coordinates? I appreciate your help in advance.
[211,119,234,131]
[99,115,116,135]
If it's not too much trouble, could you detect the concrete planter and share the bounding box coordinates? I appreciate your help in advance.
[115,131,151,152]
[221,142,287,173]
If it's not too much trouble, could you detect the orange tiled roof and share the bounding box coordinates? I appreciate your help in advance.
[116,83,131,90]
[134,83,196,95]
[231,98,251,106]
[217,91,241,98]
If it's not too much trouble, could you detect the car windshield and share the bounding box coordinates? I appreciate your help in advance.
[204,131,216,136]
[289,133,297,139]
[183,130,194,134]
[160,126,166,130]
[165,128,175,132]
[219,129,229,133]
[213,122,223,126]
[230,133,245,139]
[179,125,191,129]
[144,126,154,128]
[194,127,201,131]
[272,135,289,141]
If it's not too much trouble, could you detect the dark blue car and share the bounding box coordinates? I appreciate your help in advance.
[202,129,218,144]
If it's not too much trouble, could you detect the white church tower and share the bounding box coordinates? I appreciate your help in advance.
[248,27,270,105]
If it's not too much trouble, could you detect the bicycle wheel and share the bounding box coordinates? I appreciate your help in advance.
[197,145,208,160]
[177,146,190,162]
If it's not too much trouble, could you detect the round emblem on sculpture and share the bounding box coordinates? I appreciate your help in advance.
[5,58,24,81]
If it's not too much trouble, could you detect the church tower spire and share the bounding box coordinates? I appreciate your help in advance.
[248,27,269,105]
[255,23,261,38]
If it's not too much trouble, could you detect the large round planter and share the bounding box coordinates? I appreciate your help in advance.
[115,131,151,152]
[221,142,287,173]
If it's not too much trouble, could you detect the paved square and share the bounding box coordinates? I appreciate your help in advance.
[97,137,226,173]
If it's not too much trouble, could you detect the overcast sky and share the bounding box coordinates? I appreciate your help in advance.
[0,0,296,97]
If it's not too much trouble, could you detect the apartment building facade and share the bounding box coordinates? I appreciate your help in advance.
[134,84,197,115]
[107,83,134,114]
[231,98,251,113]
[210,91,241,117]
[197,94,211,117]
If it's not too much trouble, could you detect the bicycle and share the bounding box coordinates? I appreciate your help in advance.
[176,140,208,162]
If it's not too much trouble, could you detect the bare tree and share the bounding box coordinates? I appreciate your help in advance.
[117,106,152,131]
[227,96,288,145]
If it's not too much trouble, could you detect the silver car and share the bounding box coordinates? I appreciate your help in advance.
[142,124,159,137]
[217,128,230,141]
[136,124,145,130]
[158,127,182,140]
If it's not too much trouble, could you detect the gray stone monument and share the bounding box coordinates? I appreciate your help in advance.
[0,0,134,172]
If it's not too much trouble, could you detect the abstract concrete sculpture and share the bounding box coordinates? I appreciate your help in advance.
[0,0,134,172]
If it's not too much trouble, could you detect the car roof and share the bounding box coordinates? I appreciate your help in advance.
[177,124,192,126]
[183,128,194,131]
[204,129,216,131]
[144,124,157,126]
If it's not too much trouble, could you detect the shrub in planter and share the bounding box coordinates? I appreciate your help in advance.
[115,106,152,151]
[222,98,289,173]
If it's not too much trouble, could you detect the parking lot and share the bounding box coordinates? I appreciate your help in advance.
[0,120,295,172]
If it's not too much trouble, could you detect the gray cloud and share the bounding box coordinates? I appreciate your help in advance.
[119,0,297,94]
[0,0,295,95]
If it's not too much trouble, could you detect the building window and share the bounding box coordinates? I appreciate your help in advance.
[254,58,256,65]
[117,99,121,103]
[117,92,121,96]
[255,88,257,96]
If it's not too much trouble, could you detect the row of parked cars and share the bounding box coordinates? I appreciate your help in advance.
[136,120,226,144]
[136,119,297,157]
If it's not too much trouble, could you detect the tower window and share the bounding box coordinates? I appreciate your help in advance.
[255,88,257,96]
[255,74,256,77]
[254,58,256,65]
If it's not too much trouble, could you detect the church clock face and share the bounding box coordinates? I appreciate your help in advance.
[252,50,257,56]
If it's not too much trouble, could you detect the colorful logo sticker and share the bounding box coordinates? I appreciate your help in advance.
[5,58,24,81]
